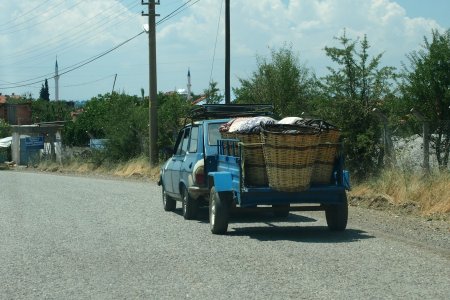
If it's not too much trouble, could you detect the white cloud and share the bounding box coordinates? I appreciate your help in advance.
[0,0,447,100]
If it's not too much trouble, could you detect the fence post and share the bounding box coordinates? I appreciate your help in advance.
[410,108,430,174]
[372,108,396,167]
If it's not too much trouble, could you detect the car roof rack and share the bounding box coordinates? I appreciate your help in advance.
[189,104,273,120]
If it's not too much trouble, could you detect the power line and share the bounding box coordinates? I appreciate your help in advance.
[0,1,140,66]
[0,31,145,89]
[209,0,223,85]
[0,0,84,34]
[0,0,202,90]
[63,74,116,87]
[0,0,54,28]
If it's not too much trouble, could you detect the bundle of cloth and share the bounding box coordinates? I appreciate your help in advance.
[219,116,277,134]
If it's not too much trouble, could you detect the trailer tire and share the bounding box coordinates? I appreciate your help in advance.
[182,186,198,220]
[209,187,232,234]
[162,185,176,211]
[273,204,290,217]
[325,192,348,231]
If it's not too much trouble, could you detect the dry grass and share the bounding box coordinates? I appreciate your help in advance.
[35,156,161,182]
[33,159,450,217]
[351,169,450,217]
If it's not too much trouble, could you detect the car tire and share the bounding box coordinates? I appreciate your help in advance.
[273,203,290,217]
[182,186,198,220]
[209,186,232,234]
[162,186,176,211]
[325,192,348,231]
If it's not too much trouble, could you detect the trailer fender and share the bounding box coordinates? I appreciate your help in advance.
[208,172,233,192]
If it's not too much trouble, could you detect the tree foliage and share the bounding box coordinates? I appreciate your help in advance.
[318,32,396,178]
[203,81,223,104]
[64,93,148,161]
[39,79,50,101]
[0,119,11,138]
[400,29,450,169]
[233,45,317,118]
[157,92,192,151]
[31,100,72,123]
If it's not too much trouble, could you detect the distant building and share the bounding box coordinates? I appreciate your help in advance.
[0,93,32,125]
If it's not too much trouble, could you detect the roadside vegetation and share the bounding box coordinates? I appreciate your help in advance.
[2,29,449,218]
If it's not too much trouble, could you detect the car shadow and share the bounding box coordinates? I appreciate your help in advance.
[227,226,374,243]
[173,207,373,243]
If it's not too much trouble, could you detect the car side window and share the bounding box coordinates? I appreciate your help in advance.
[179,127,191,156]
[173,129,184,156]
[188,126,199,153]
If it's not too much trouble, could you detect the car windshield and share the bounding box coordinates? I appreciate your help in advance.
[208,122,225,146]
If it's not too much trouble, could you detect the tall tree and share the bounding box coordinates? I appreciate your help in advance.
[39,79,50,101]
[233,45,317,118]
[400,29,450,169]
[203,81,223,104]
[319,31,396,178]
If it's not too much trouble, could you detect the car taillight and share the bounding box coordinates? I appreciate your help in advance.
[194,166,205,185]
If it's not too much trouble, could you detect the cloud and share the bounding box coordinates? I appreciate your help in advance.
[0,0,446,100]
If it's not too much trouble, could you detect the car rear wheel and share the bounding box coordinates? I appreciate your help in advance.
[162,186,176,211]
[182,186,198,220]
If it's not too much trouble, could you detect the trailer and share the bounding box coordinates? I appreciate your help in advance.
[207,138,350,234]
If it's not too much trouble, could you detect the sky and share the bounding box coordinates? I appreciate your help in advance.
[0,0,449,101]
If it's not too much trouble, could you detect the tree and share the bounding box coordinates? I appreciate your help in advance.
[39,79,50,101]
[0,119,11,138]
[157,92,191,150]
[233,45,317,118]
[203,81,223,104]
[318,31,396,178]
[400,29,450,170]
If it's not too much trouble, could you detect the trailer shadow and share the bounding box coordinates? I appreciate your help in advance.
[227,226,374,243]
[181,207,317,224]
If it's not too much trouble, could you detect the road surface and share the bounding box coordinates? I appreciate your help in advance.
[1,171,449,299]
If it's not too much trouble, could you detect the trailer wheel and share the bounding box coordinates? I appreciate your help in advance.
[162,185,176,211]
[209,187,232,234]
[182,186,198,220]
[273,204,290,217]
[325,192,348,231]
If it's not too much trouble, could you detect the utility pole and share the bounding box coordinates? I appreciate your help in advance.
[142,0,160,166]
[225,0,230,104]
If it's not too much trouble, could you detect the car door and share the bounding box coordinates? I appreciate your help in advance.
[162,128,184,195]
[170,126,191,194]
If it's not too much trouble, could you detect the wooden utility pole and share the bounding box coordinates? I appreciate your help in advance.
[225,0,230,104]
[142,0,160,166]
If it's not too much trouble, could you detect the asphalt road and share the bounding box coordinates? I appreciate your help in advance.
[1,171,449,299]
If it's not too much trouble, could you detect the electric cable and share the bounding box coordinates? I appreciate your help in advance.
[209,0,223,85]
[0,0,202,90]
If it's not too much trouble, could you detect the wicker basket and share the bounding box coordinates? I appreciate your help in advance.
[261,124,320,192]
[311,125,341,184]
[235,133,268,187]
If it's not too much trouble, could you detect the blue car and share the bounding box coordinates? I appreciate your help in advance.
[159,118,228,219]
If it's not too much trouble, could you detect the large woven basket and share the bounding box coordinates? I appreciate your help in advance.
[261,124,320,192]
[307,121,341,184]
[235,133,268,187]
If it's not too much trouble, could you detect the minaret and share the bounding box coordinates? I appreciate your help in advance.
[54,57,60,101]
[187,68,192,101]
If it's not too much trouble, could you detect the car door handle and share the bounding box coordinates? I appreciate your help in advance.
[188,162,193,169]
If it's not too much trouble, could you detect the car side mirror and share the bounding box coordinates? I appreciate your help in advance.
[163,146,174,157]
